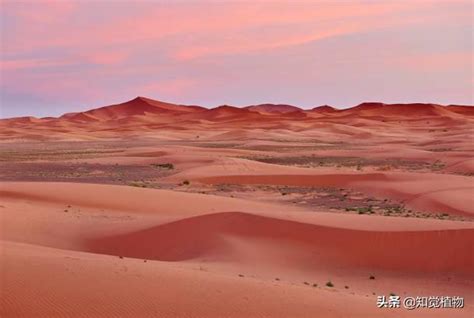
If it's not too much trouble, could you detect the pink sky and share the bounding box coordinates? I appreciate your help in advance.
[0,0,472,118]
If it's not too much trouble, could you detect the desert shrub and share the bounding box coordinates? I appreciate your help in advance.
[151,163,174,170]
[357,207,372,214]
[129,181,147,188]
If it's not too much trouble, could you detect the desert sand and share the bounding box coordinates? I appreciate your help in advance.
[1,97,473,317]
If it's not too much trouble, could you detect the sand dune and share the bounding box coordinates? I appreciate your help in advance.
[245,103,302,114]
[197,172,474,216]
[88,211,473,273]
[1,97,472,141]
[1,181,472,317]
[447,105,474,116]
[311,105,338,113]
[4,240,423,318]
[342,103,459,118]
[1,97,473,317]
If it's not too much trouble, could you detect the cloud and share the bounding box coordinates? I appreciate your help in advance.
[0,58,72,71]
[1,0,472,116]
[82,51,129,66]
[138,79,198,98]
[1,1,417,57]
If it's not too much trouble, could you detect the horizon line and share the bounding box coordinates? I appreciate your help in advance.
[2,95,473,120]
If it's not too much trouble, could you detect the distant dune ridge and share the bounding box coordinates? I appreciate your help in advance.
[4,96,473,122]
[1,97,472,141]
[311,105,338,113]
[245,104,302,114]
[60,96,206,121]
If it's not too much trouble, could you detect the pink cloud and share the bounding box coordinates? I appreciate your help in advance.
[82,51,129,66]
[2,71,102,102]
[1,1,426,58]
[173,24,368,61]
[392,52,472,72]
[0,58,71,71]
[4,0,77,23]
[138,79,198,98]
[1,0,472,115]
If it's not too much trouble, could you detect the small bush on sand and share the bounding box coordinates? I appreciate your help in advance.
[129,181,147,188]
[357,207,372,214]
[377,165,392,171]
[326,281,334,287]
[151,163,174,170]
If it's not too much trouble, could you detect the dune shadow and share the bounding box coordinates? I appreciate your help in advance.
[85,211,474,275]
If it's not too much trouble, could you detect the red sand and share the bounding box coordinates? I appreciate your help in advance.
[0,97,473,317]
